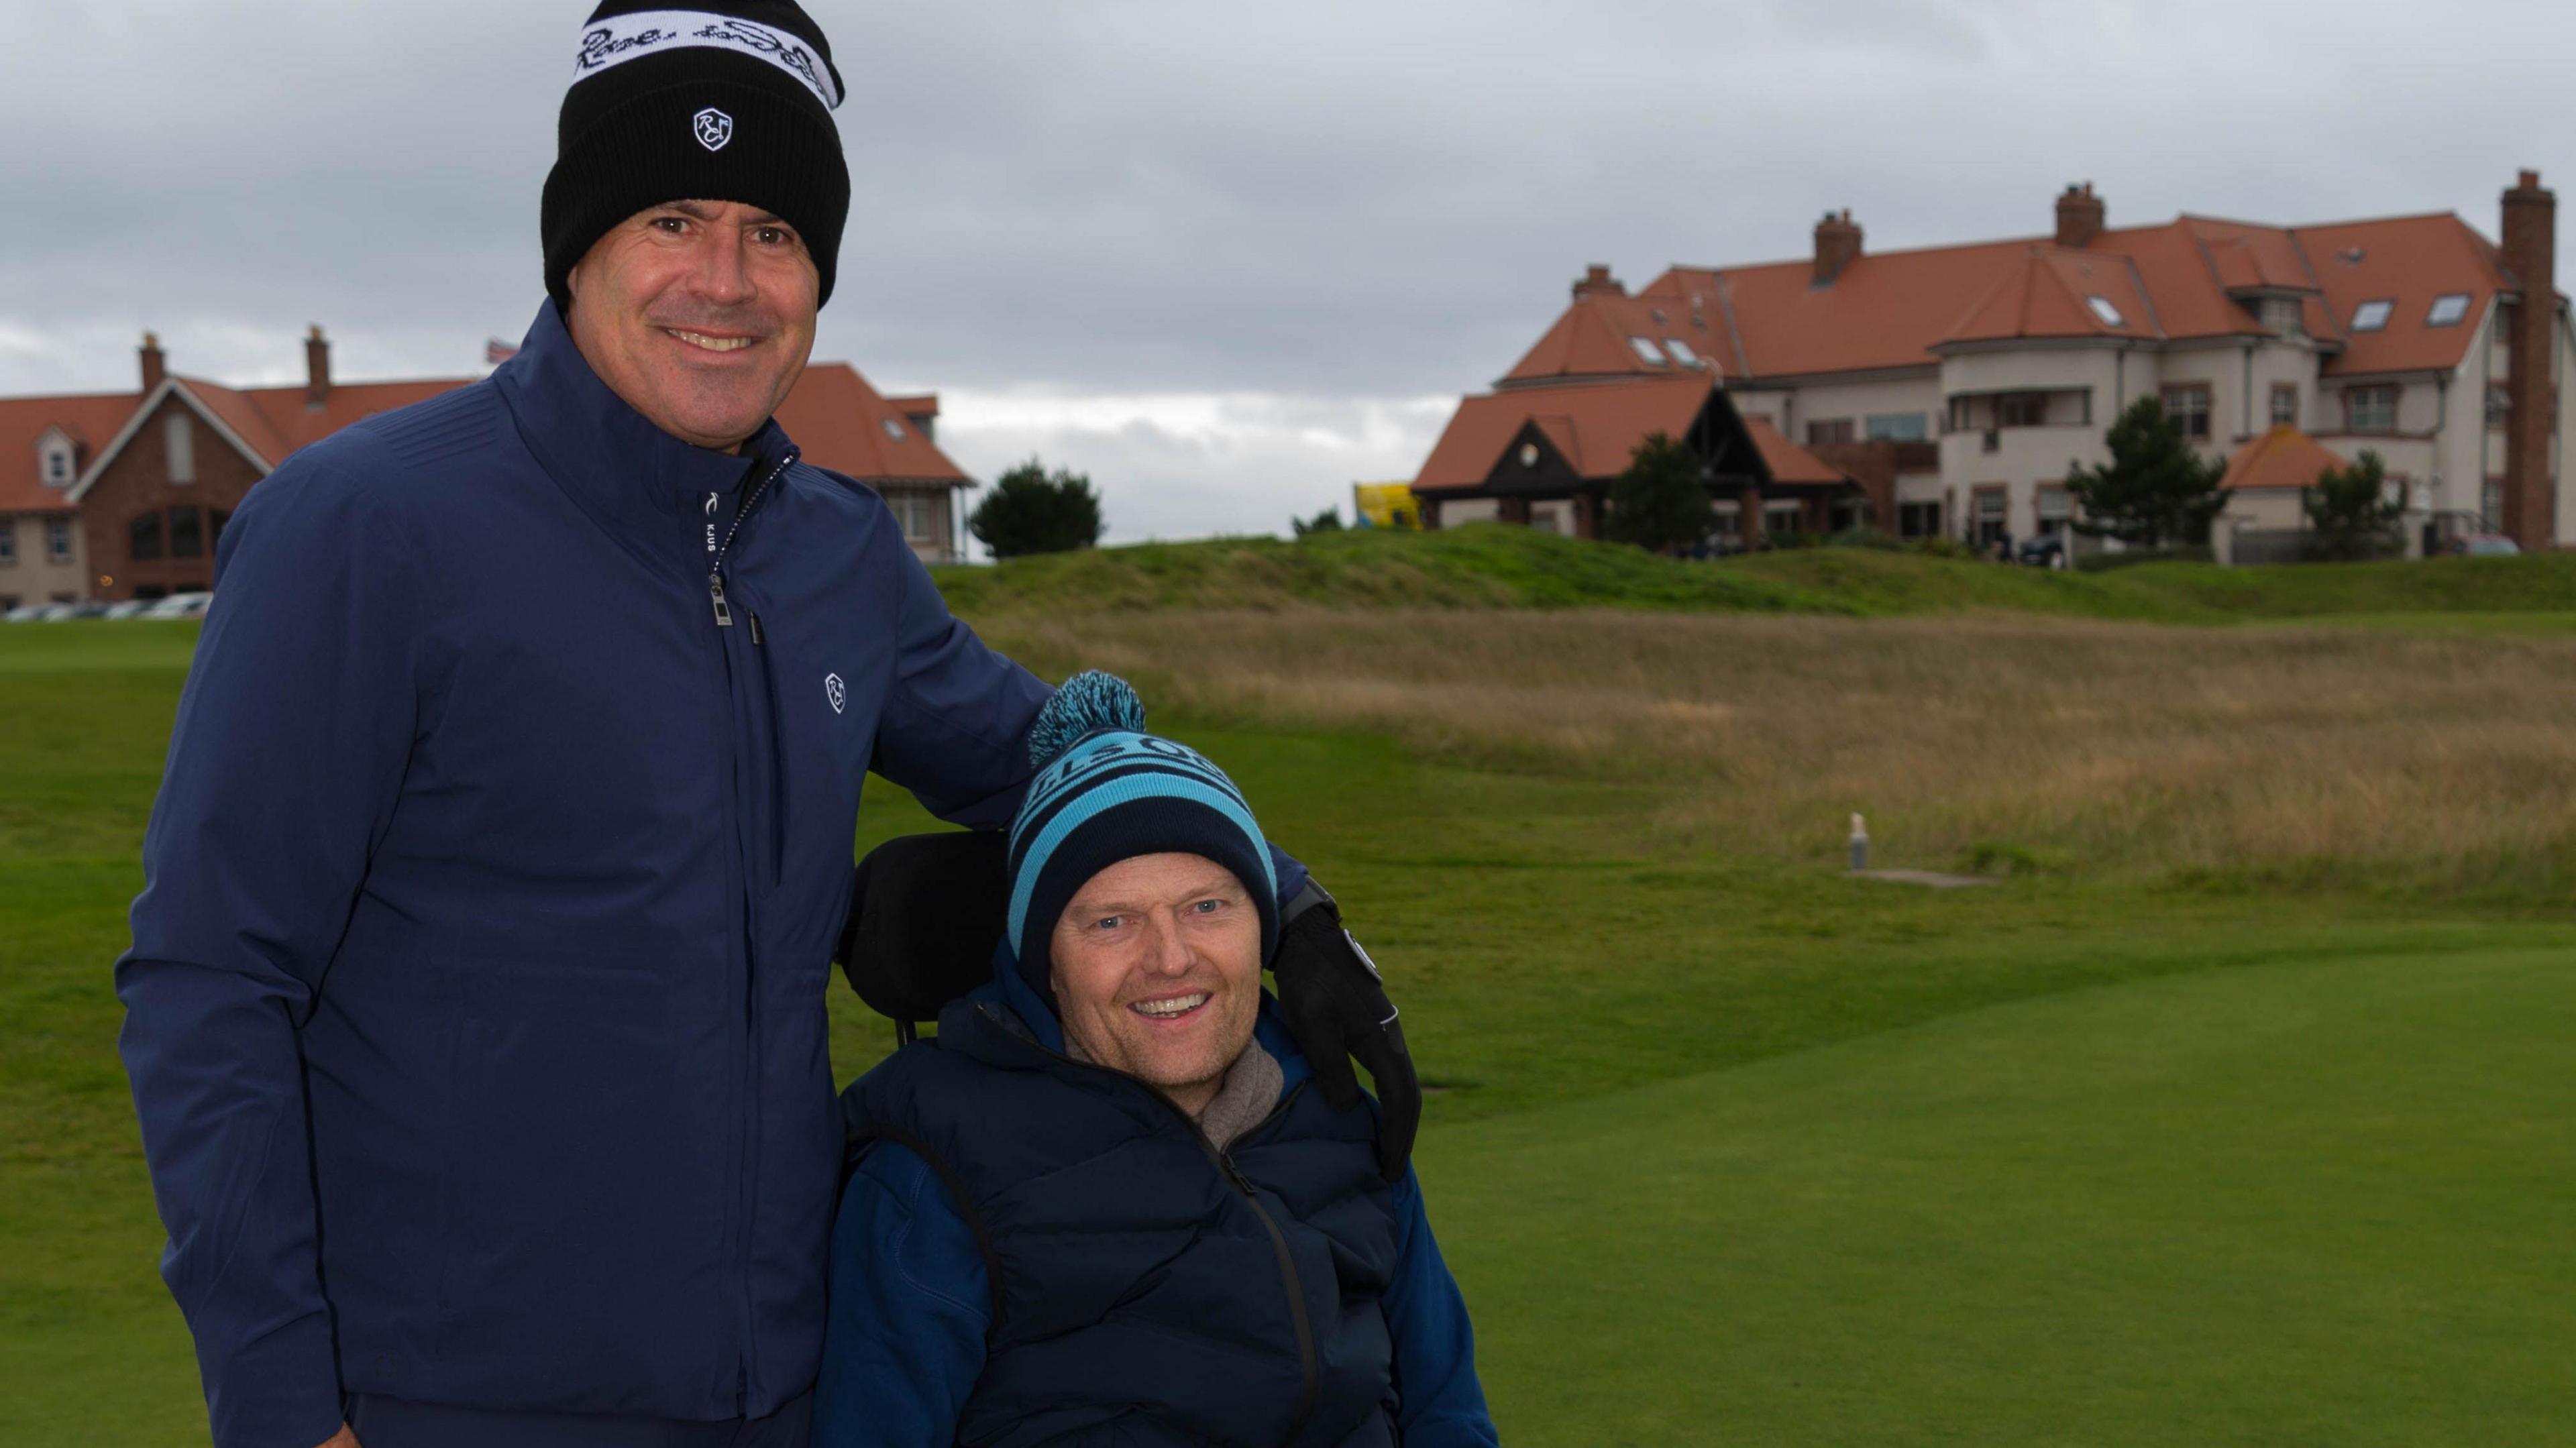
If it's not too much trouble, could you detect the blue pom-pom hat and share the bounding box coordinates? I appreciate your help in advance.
[1005,671,1278,994]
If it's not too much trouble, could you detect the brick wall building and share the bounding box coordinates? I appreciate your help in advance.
[1,325,976,607]
[1421,169,2573,558]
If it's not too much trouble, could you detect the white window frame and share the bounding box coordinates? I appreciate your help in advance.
[2426,293,2471,327]
[46,516,72,563]
[2350,299,2394,333]
[39,439,75,488]
[165,414,196,485]
[1627,337,1668,367]
[2086,295,2125,327]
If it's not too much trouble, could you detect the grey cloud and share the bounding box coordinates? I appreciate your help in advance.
[5,1,2573,535]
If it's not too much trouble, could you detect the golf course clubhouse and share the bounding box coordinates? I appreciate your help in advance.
[1412,372,1862,547]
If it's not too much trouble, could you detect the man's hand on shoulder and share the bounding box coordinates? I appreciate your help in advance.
[1271,881,1420,1182]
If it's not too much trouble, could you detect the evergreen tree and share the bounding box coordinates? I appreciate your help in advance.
[2302,449,2406,561]
[968,459,1104,559]
[1291,506,1344,537]
[1601,431,1715,554]
[2064,396,2231,547]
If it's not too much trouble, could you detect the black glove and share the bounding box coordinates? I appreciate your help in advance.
[1271,881,1419,1182]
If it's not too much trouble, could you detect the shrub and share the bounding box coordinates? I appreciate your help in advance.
[1603,432,1717,555]
[969,459,1104,559]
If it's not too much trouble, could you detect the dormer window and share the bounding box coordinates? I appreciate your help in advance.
[2426,293,2471,327]
[36,430,76,488]
[2350,299,2394,333]
[1627,337,1668,366]
[2260,297,2303,337]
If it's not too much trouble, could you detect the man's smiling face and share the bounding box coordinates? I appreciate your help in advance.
[565,199,819,453]
[1050,852,1265,1118]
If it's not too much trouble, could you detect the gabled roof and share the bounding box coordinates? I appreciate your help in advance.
[1415,375,1715,491]
[1741,416,1845,486]
[18,356,969,513]
[775,366,967,485]
[1615,210,2530,384]
[0,390,138,513]
[2220,425,2351,492]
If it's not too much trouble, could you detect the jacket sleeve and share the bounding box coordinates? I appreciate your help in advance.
[863,539,1310,901]
[814,1142,991,1447]
[1385,1168,1501,1447]
[113,458,423,1448]
[867,540,1055,830]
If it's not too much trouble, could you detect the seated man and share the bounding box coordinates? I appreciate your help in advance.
[818,673,1497,1447]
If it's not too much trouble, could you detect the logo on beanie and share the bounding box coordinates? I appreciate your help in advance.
[693,107,734,152]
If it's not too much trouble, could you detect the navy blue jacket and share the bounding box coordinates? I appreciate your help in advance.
[115,300,1305,1448]
[818,959,1497,1447]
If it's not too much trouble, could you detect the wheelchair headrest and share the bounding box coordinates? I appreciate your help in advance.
[839,830,1011,1025]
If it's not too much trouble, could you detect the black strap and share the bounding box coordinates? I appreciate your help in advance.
[845,1123,1007,1345]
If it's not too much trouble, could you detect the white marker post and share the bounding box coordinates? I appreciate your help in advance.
[1848,812,1869,873]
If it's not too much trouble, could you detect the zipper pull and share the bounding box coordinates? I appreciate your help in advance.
[709,570,734,627]
[748,612,764,646]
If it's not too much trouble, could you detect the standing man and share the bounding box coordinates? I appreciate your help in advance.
[115,6,1416,1447]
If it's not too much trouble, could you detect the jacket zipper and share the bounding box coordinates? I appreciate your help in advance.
[702,450,792,1408]
[708,451,796,627]
[979,1005,1322,1443]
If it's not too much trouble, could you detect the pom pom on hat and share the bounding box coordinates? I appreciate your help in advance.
[1026,670,1148,768]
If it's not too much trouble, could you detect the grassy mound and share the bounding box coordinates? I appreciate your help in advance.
[930,524,2576,624]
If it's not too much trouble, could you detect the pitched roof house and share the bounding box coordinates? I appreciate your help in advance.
[1,327,975,606]
[1422,170,2573,558]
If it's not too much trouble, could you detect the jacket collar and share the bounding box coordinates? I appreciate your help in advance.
[493,301,795,567]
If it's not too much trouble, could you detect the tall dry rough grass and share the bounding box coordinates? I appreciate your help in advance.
[977,609,2576,893]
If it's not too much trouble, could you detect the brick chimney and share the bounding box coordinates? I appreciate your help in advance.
[1572,264,1625,300]
[139,331,166,394]
[2055,182,2105,249]
[305,325,332,408]
[2501,169,2556,549]
[1813,210,1862,286]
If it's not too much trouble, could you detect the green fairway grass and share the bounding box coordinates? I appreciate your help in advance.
[8,620,2575,1444]
[927,522,2576,628]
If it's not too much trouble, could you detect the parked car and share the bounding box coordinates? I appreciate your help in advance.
[2015,534,2070,569]
[101,599,154,620]
[66,600,113,620]
[1,603,44,624]
[27,602,80,622]
[139,592,214,620]
[2443,533,2522,557]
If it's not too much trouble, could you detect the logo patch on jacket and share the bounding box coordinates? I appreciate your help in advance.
[693,107,734,152]
[825,673,847,715]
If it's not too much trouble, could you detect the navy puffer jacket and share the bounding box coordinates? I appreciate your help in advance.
[849,983,1401,1447]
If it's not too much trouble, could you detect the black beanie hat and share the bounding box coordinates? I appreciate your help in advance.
[542,3,851,309]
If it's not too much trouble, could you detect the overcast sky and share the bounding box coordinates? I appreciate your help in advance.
[7,1,2571,544]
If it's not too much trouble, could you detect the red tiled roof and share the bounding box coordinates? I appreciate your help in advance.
[1415,375,1713,491]
[10,357,967,513]
[2294,213,2513,376]
[1742,416,1846,486]
[2220,425,2351,492]
[1941,246,2161,345]
[1502,290,1729,384]
[1602,210,2530,384]
[0,391,147,513]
